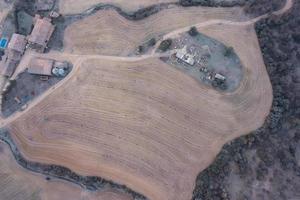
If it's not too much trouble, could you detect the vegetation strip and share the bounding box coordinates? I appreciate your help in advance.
[192,1,300,199]
[0,129,147,200]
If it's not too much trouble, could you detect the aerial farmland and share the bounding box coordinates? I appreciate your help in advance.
[0,0,298,200]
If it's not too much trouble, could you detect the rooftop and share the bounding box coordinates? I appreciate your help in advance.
[28,58,54,76]
[8,34,27,53]
[28,16,55,48]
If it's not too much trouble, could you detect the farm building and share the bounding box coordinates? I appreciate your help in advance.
[175,46,195,66]
[215,73,226,81]
[27,15,55,53]
[28,58,54,76]
[0,34,27,77]
[7,34,27,61]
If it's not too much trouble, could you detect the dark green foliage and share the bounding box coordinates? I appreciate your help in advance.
[192,1,300,199]
[188,26,199,36]
[147,38,156,46]
[179,0,245,7]
[223,46,234,57]
[292,33,300,43]
[0,130,147,200]
[158,39,172,52]
[212,79,227,91]
[137,45,144,54]
[244,0,285,16]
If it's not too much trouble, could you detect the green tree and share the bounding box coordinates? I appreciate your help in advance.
[188,26,199,36]
[158,39,172,52]
[224,46,234,57]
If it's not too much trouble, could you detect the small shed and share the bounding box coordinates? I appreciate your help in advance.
[215,73,226,81]
[8,34,27,54]
[28,58,54,76]
[27,15,55,52]
[0,34,27,77]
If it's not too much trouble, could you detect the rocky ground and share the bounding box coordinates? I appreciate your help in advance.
[192,1,300,200]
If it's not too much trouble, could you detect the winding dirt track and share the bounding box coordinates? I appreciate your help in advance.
[0,0,293,200]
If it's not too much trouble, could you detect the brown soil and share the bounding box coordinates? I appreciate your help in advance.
[64,6,245,56]
[59,0,178,14]
[7,22,272,199]
[0,141,133,200]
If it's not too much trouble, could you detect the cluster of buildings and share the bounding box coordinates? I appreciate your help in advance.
[175,46,195,66]
[0,13,68,111]
[175,45,226,84]
[0,14,58,79]
[28,57,69,78]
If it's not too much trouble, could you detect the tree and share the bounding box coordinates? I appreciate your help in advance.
[188,26,199,36]
[147,38,156,46]
[224,46,234,57]
[158,39,172,52]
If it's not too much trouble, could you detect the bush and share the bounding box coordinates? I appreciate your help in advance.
[223,46,234,57]
[137,45,144,54]
[147,38,156,46]
[158,39,172,52]
[188,26,199,36]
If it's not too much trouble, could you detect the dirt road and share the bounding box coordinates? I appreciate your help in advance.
[152,0,293,53]
[0,0,292,164]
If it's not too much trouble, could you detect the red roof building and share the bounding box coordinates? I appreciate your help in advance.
[28,58,54,76]
[27,15,55,52]
[0,33,27,77]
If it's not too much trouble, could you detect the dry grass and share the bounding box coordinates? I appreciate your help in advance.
[64,6,245,56]
[0,2,11,24]
[8,23,272,200]
[0,141,133,200]
[59,0,178,15]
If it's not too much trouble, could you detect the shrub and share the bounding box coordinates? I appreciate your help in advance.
[224,46,234,57]
[158,39,172,52]
[188,26,199,36]
[147,38,156,46]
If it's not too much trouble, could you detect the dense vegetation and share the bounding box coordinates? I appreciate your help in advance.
[0,130,147,200]
[192,1,300,199]
[179,0,286,16]
[158,39,172,52]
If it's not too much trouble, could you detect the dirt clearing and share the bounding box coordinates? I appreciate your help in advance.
[64,6,245,56]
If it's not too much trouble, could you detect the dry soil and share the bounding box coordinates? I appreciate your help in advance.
[7,23,272,200]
